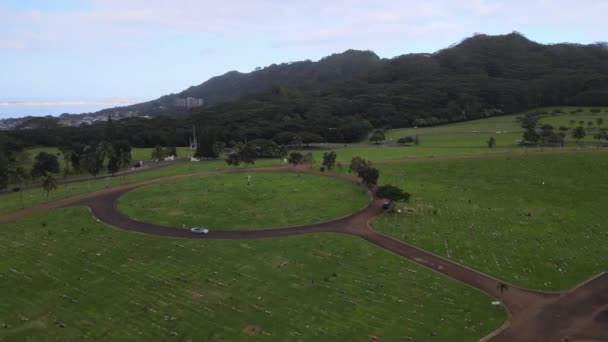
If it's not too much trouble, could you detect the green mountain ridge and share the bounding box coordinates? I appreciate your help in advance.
[4,32,608,147]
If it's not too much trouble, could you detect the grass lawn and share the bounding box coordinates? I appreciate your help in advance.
[131,147,193,161]
[371,153,608,290]
[6,106,605,217]
[0,159,284,217]
[385,106,608,147]
[0,208,505,341]
[301,144,579,164]
[118,172,370,229]
[540,113,608,129]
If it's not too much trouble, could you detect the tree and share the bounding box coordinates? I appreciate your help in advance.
[248,139,284,158]
[397,136,415,145]
[358,166,379,187]
[523,128,539,145]
[571,126,586,144]
[167,146,178,157]
[239,143,257,166]
[104,115,116,141]
[107,154,120,175]
[151,145,166,161]
[369,129,386,144]
[597,117,604,127]
[224,142,257,167]
[376,184,410,209]
[113,141,132,166]
[41,173,57,201]
[65,143,85,174]
[196,129,220,159]
[298,132,324,147]
[83,145,104,190]
[118,149,132,181]
[322,151,337,170]
[97,141,114,165]
[290,135,303,150]
[30,152,60,178]
[0,152,8,190]
[273,132,297,145]
[8,166,28,208]
[349,156,372,174]
[225,152,241,166]
[58,146,72,176]
[288,152,304,166]
[486,137,496,149]
[569,119,575,127]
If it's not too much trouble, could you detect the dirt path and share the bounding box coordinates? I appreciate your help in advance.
[1,160,607,341]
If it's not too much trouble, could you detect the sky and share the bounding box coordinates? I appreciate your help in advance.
[1,0,607,108]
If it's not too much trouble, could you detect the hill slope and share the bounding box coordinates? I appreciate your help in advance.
[96,49,382,117]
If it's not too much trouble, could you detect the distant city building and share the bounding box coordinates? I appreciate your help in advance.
[175,97,204,109]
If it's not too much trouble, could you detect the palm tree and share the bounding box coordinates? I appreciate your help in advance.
[118,150,132,182]
[9,166,29,208]
[58,147,72,178]
[486,137,496,149]
[41,174,57,201]
[97,141,114,165]
[496,282,509,303]
[83,145,104,191]
[150,146,165,162]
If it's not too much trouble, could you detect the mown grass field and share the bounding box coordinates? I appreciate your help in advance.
[119,172,370,229]
[385,106,608,147]
[371,153,608,290]
[0,159,283,217]
[0,208,505,341]
[131,147,193,161]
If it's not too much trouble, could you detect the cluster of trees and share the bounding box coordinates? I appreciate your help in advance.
[151,146,178,161]
[0,119,133,201]
[397,136,419,145]
[346,155,410,209]
[520,111,608,146]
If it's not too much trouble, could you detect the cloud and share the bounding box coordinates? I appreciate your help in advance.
[0,0,606,53]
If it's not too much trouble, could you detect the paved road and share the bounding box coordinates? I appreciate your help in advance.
[1,159,607,341]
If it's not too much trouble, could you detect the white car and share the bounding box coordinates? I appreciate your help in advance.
[190,227,209,235]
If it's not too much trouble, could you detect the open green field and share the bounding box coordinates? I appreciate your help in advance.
[385,107,608,147]
[131,147,193,161]
[4,109,608,340]
[539,113,608,131]
[303,144,521,164]
[0,208,505,341]
[0,159,283,217]
[8,106,605,219]
[372,153,608,290]
[119,172,370,229]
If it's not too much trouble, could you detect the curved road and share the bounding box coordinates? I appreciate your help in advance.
[1,164,607,341]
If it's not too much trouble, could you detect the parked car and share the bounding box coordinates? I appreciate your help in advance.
[190,227,209,235]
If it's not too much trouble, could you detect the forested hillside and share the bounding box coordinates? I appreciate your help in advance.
[187,32,607,143]
[4,32,608,147]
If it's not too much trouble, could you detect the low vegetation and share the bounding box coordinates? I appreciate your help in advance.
[0,208,505,341]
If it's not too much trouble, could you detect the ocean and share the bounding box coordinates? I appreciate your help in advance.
[0,104,117,119]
